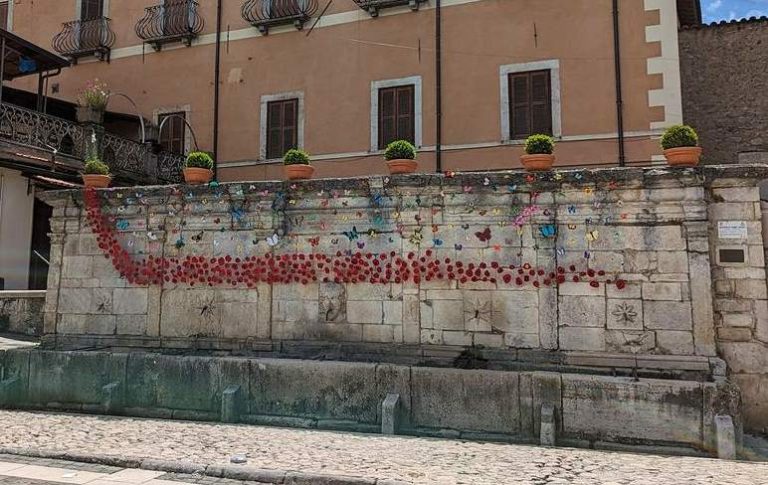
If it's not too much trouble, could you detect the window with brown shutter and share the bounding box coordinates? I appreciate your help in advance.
[266,98,299,159]
[378,85,414,150]
[509,70,552,139]
[158,112,186,155]
[0,2,8,29]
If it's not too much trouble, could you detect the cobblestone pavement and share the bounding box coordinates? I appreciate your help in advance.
[0,410,767,484]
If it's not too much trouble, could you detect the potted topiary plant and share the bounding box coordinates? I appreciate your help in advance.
[384,140,418,175]
[661,125,702,167]
[82,158,111,188]
[183,151,214,184]
[521,134,556,171]
[283,149,315,180]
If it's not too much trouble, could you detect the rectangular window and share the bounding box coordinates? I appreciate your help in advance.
[266,98,298,159]
[80,0,104,20]
[509,70,552,139]
[378,85,414,150]
[0,2,8,29]
[158,112,186,155]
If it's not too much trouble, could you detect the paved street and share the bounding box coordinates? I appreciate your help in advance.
[0,411,766,484]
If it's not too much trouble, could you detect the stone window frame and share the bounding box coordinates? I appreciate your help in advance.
[259,91,305,162]
[499,59,562,143]
[153,104,193,155]
[370,75,423,153]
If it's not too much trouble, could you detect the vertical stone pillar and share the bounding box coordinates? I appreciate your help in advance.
[684,221,716,356]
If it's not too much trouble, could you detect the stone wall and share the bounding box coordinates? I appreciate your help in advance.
[38,165,768,432]
[0,348,741,453]
[680,19,768,164]
[0,291,44,336]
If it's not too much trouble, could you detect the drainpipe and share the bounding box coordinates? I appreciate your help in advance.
[212,0,223,178]
[435,0,442,173]
[612,0,626,166]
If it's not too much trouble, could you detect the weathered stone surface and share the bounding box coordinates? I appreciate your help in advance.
[410,367,520,435]
[642,282,682,301]
[558,297,605,328]
[0,292,45,336]
[606,299,643,330]
[559,327,605,352]
[644,301,693,330]
[655,331,695,355]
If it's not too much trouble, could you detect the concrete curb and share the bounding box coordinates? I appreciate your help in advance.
[0,447,410,484]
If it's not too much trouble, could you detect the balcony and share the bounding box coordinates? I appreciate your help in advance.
[241,0,319,34]
[352,0,427,17]
[52,17,116,63]
[135,0,204,51]
[0,102,185,185]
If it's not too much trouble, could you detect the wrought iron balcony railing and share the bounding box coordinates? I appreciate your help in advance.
[52,17,116,62]
[241,0,319,34]
[352,0,427,17]
[135,0,204,50]
[0,103,86,159]
[0,103,185,184]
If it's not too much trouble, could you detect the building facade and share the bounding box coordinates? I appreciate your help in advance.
[8,0,701,181]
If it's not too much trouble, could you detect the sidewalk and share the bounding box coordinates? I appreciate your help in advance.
[0,410,767,484]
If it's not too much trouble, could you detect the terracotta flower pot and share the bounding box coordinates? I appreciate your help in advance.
[183,167,214,185]
[82,174,111,188]
[521,154,555,171]
[284,164,315,180]
[386,159,418,175]
[663,147,702,167]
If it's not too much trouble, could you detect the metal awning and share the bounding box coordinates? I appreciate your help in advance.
[0,28,69,80]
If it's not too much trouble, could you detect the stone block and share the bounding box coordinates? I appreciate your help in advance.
[721,312,753,328]
[607,299,643,330]
[657,251,689,273]
[58,288,93,314]
[221,385,243,423]
[431,300,464,331]
[382,301,403,325]
[644,301,693,330]
[558,282,604,297]
[558,296,605,328]
[559,327,605,352]
[605,330,656,354]
[347,300,383,324]
[717,327,752,342]
[272,300,319,325]
[755,300,768,344]
[362,324,394,343]
[714,415,736,460]
[28,351,126,406]
[655,330,694,355]
[642,282,682,301]
[463,292,492,332]
[491,291,538,334]
[58,314,116,335]
[381,393,400,435]
[116,315,146,336]
[420,329,443,345]
[249,359,381,424]
[410,367,520,435]
[442,330,473,346]
[473,333,504,348]
[505,332,540,349]
[113,288,149,315]
[538,288,558,350]
[62,256,93,279]
[561,375,703,446]
[540,403,556,446]
[733,280,768,300]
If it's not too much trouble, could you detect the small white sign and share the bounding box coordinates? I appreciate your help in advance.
[718,221,748,239]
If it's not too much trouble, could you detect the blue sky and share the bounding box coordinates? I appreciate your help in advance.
[703,0,768,22]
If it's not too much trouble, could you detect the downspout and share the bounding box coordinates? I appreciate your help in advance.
[435,0,442,173]
[612,0,626,166]
[212,0,223,178]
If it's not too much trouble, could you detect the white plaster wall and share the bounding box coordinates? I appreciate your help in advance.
[0,169,34,290]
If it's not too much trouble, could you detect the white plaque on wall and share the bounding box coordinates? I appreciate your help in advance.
[718,221,748,239]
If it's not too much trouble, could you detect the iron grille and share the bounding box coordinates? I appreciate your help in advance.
[135,0,204,50]
[241,0,319,34]
[52,17,115,62]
